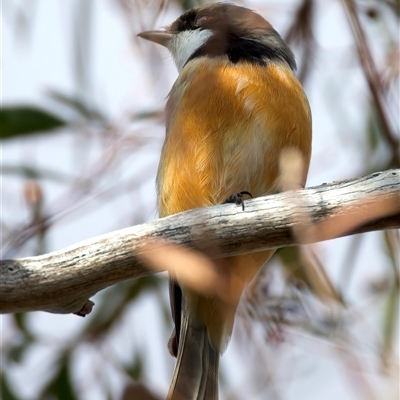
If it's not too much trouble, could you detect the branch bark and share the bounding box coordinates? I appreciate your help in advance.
[1,170,399,315]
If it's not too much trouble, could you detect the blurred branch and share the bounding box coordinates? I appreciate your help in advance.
[1,164,71,182]
[285,0,315,84]
[74,0,93,103]
[3,133,153,257]
[342,0,400,166]
[1,170,399,315]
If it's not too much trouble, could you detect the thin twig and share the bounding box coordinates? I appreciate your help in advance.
[342,0,400,166]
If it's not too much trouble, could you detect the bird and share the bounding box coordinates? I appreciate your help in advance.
[138,3,312,399]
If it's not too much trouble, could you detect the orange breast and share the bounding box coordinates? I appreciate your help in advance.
[157,57,312,217]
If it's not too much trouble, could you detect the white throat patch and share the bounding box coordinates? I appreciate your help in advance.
[169,29,214,72]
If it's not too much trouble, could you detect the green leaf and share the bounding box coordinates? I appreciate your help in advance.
[0,372,19,400]
[7,314,36,363]
[0,106,66,139]
[130,109,164,122]
[366,108,380,152]
[2,164,71,182]
[13,313,35,339]
[40,354,76,400]
[8,340,31,363]
[123,353,144,381]
[82,276,163,340]
[381,283,399,369]
[182,0,199,10]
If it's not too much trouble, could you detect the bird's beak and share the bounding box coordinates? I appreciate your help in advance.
[137,30,174,48]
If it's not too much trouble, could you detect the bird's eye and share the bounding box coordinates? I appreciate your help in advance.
[195,15,210,27]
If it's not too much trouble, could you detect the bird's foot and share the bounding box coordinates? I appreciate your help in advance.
[223,191,252,211]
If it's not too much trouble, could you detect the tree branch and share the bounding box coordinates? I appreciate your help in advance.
[1,170,399,315]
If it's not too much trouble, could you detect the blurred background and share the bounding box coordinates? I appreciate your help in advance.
[1,0,399,399]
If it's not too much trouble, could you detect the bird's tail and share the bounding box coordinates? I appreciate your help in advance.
[167,307,219,400]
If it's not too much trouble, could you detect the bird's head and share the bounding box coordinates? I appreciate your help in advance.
[138,2,296,72]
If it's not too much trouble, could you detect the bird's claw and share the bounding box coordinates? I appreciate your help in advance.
[223,191,253,211]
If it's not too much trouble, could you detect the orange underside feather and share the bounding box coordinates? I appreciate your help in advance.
[157,57,312,350]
